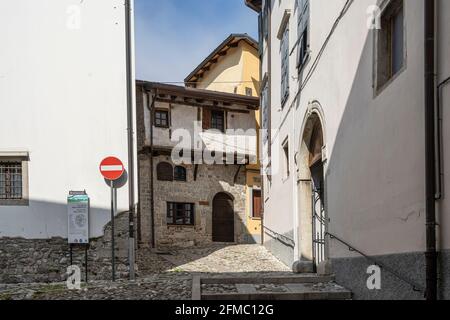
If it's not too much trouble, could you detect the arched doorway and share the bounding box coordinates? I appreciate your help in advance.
[297,112,327,272]
[212,193,235,243]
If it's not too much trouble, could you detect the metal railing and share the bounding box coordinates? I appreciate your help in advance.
[326,232,424,294]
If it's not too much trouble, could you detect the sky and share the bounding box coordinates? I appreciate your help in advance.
[134,0,258,83]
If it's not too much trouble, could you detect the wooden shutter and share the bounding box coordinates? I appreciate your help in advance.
[281,27,289,105]
[202,108,211,130]
[157,162,173,181]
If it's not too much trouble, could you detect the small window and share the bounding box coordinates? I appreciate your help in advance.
[280,25,290,106]
[167,202,195,226]
[282,139,290,178]
[157,162,173,181]
[174,166,187,182]
[376,0,405,91]
[0,162,23,200]
[154,109,169,128]
[211,110,225,132]
[245,87,253,97]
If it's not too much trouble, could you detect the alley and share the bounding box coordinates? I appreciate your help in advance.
[0,244,291,300]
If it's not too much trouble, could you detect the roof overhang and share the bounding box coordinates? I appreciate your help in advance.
[137,81,260,111]
[184,34,259,85]
[245,0,262,12]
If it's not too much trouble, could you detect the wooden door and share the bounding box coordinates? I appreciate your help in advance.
[212,193,234,242]
[252,190,262,218]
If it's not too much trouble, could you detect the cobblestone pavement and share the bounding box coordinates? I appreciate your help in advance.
[161,244,291,274]
[0,244,290,300]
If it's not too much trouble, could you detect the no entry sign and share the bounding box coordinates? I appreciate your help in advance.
[100,157,124,181]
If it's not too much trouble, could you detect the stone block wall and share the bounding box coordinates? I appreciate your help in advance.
[139,155,248,249]
[0,212,131,284]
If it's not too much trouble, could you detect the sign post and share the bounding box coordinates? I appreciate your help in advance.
[67,191,90,283]
[100,157,125,282]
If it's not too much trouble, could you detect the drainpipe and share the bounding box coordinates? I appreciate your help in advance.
[125,0,136,281]
[147,91,157,248]
[424,0,437,301]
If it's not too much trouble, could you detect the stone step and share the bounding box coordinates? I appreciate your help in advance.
[200,274,336,285]
[194,275,352,301]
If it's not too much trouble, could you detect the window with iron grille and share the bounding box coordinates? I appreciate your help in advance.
[280,26,290,106]
[211,110,225,132]
[167,202,195,226]
[154,109,169,128]
[0,162,23,200]
[296,0,310,69]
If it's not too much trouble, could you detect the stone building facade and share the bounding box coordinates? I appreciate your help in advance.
[136,82,260,249]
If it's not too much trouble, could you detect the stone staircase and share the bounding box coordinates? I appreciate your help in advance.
[192,274,352,300]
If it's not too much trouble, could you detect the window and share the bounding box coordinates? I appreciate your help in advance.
[174,166,187,182]
[261,81,269,146]
[0,162,22,200]
[154,109,169,128]
[282,139,290,178]
[211,110,225,132]
[157,162,173,181]
[280,25,290,106]
[0,154,29,206]
[376,0,405,91]
[245,87,253,97]
[296,0,310,69]
[167,202,195,226]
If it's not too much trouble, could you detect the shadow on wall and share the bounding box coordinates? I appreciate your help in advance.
[317,21,427,299]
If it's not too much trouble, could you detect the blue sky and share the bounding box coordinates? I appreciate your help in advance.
[135,0,258,83]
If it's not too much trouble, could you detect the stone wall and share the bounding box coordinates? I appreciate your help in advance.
[139,155,249,249]
[0,212,131,284]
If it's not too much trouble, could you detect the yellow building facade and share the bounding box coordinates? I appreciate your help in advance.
[185,34,262,244]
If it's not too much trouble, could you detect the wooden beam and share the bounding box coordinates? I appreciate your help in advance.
[155,98,251,114]
[234,164,243,183]
[194,164,199,181]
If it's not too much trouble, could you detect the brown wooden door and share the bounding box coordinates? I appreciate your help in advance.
[252,190,262,218]
[212,193,234,242]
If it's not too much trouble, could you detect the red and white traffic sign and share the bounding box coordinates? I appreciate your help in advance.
[99,157,125,181]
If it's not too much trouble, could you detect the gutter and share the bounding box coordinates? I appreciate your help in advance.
[424,0,437,301]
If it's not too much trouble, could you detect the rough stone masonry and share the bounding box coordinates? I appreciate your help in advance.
[0,212,131,284]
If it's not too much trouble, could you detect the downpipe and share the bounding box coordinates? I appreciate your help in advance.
[424,0,437,301]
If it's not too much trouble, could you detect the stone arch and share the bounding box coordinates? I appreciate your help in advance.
[296,101,328,269]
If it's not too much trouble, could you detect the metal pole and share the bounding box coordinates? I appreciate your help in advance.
[85,246,88,283]
[111,180,116,282]
[124,0,136,281]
